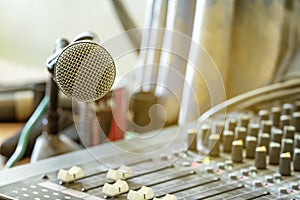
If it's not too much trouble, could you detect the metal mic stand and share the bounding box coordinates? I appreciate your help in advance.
[30,39,81,162]
[30,78,80,162]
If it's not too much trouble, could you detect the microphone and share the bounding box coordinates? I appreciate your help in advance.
[50,36,116,102]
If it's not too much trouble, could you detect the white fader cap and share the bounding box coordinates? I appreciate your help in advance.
[127,186,154,200]
[102,180,129,196]
[57,166,84,183]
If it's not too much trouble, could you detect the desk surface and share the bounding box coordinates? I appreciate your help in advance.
[0,123,23,144]
[0,123,24,169]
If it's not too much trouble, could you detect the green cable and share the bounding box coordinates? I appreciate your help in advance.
[4,96,49,168]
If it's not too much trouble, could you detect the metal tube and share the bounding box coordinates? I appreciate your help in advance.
[179,0,234,124]
[155,0,196,125]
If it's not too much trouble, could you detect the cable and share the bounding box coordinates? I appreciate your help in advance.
[4,96,49,168]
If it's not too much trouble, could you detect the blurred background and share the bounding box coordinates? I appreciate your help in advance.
[0,0,146,85]
[0,0,146,166]
[0,0,300,167]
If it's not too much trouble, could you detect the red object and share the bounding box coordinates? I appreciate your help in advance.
[108,87,127,141]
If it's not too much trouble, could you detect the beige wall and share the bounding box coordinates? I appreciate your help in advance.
[0,0,146,80]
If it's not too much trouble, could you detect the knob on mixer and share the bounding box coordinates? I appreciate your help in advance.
[227,118,237,132]
[240,115,250,128]
[187,129,198,151]
[223,130,234,153]
[269,142,281,165]
[292,112,300,132]
[293,148,300,171]
[258,133,270,154]
[271,128,283,143]
[281,138,294,157]
[234,127,247,147]
[280,115,292,129]
[283,125,295,139]
[279,152,291,176]
[231,140,243,163]
[255,146,267,169]
[248,123,260,138]
[258,109,270,121]
[271,106,281,127]
[201,124,211,147]
[261,120,272,134]
[282,103,294,115]
[208,134,220,157]
[295,135,300,148]
[246,136,257,159]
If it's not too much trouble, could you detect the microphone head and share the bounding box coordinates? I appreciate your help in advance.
[55,41,116,102]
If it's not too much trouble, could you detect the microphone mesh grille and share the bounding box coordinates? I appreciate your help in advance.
[55,41,116,102]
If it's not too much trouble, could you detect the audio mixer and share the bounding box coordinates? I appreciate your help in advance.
[0,100,300,200]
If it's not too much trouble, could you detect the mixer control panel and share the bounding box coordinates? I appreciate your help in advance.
[0,101,300,199]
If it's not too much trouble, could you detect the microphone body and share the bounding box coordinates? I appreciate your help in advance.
[53,40,116,102]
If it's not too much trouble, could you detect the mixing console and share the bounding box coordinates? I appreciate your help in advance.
[0,100,300,200]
